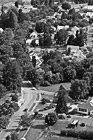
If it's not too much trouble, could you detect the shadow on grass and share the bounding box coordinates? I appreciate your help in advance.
[5,128,16,132]
[48,131,60,137]
[32,124,46,130]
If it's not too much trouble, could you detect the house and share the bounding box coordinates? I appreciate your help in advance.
[67,45,79,53]
[78,97,93,115]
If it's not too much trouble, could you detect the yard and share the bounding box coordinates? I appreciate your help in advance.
[42,115,93,140]
[39,83,71,92]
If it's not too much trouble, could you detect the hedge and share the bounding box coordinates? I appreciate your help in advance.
[60,129,93,139]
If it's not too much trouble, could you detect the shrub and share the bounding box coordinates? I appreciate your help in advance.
[60,130,93,139]
[10,102,19,112]
[80,123,85,127]
[11,94,18,102]
[67,115,71,118]
[41,98,50,104]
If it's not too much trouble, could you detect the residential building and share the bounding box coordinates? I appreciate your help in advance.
[78,97,93,115]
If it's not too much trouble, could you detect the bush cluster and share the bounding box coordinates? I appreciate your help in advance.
[60,129,93,139]
[0,100,19,129]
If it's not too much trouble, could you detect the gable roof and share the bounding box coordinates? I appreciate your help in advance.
[78,97,93,112]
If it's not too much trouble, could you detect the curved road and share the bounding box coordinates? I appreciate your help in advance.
[0,85,37,140]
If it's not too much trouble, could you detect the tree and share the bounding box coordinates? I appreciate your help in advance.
[27,68,41,87]
[32,56,36,67]
[0,116,9,129]
[49,0,54,7]
[10,102,19,112]
[62,2,71,11]
[20,113,32,127]
[11,94,18,102]
[3,60,22,91]
[63,66,76,82]
[8,6,18,16]
[8,10,18,28]
[43,33,52,47]
[55,29,68,45]
[45,0,49,6]
[74,30,84,47]
[6,135,10,140]
[0,84,7,99]
[74,62,85,79]
[67,35,75,45]
[69,79,89,100]
[68,8,75,15]
[88,0,93,5]
[45,112,58,125]
[15,1,19,8]
[36,22,45,33]
[18,9,25,23]
[56,85,68,113]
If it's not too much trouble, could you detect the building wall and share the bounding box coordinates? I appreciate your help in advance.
[77,107,88,115]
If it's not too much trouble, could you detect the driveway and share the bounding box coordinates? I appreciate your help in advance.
[0,83,38,140]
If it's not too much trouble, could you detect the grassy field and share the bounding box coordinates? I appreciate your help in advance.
[0,0,15,5]
[39,83,71,92]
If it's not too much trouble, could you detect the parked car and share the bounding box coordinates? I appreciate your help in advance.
[71,119,79,127]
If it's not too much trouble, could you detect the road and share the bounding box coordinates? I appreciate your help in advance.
[87,25,93,48]
[0,83,38,140]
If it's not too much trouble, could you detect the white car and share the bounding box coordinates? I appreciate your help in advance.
[20,137,26,140]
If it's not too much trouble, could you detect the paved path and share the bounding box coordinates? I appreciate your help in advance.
[0,84,38,140]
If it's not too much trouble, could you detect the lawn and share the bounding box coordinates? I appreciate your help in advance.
[0,0,16,5]
[44,117,93,140]
[39,83,71,92]
[34,93,54,112]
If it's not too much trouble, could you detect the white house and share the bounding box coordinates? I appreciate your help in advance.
[67,45,79,53]
[78,97,93,115]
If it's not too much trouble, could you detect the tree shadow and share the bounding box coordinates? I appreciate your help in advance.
[22,82,32,88]
[31,124,46,130]
[5,128,16,132]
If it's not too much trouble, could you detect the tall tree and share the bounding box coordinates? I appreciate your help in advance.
[55,29,68,45]
[3,60,22,91]
[27,68,41,87]
[56,85,68,113]
[9,10,18,28]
